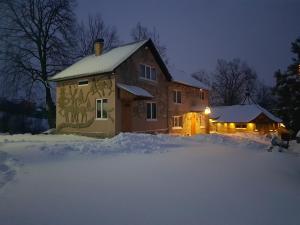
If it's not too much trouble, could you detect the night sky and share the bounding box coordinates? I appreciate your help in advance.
[76,0,300,85]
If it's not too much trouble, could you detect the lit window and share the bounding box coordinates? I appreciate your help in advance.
[173,116,183,128]
[146,102,157,120]
[140,64,157,81]
[78,80,88,86]
[96,99,108,119]
[173,90,182,104]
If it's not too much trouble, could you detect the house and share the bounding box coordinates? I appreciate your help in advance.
[210,104,282,133]
[49,39,210,137]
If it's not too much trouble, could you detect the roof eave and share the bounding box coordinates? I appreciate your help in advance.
[172,80,210,90]
[48,70,115,82]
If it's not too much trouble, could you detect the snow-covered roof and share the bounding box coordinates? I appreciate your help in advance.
[49,40,148,81]
[169,67,210,90]
[117,83,153,98]
[211,104,282,123]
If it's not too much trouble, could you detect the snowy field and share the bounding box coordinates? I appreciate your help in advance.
[0,132,299,225]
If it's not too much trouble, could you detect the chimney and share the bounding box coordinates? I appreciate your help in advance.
[94,38,104,56]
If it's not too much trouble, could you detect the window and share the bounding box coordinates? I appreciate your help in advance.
[140,64,157,81]
[199,114,205,128]
[173,90,182,104]
[200,90,205,100]
[173,116,183,128]
[96,99,108,119]
[78,79,88,86]
[146,102,157,120]
[236,124,247,129]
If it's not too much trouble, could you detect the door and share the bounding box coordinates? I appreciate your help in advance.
[191,113,196,135]
[121,102,132,132]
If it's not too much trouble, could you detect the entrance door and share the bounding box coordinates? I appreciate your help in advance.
[121,102,132,132]
[191,113,196,135]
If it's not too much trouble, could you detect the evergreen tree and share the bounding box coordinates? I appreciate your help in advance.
[273,37,300,135]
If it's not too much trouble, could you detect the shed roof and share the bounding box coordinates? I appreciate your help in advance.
[211,104,281,123]
[117,83,153,98]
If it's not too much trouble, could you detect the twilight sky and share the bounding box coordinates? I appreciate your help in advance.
[76,0,300,85]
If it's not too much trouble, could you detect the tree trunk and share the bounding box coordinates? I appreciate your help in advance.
[45,85,56,128]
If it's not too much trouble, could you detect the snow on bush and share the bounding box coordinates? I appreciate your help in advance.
[32,133,186,156]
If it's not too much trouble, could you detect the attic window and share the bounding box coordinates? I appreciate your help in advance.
[78,80,88,86]
[140,64,157,81]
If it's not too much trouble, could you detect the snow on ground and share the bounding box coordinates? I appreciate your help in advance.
[0,132,300,225]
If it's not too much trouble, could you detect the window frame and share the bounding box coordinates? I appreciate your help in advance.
[173,90,182,104]
[95,98,108,120]
[199,90,205,100]
[172,116,183,129]
[146,102,157,121]
[78,79,89,86]
[139,64,157,81]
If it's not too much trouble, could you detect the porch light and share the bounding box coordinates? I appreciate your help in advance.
[204,107,211,115]
[280,123,285,128]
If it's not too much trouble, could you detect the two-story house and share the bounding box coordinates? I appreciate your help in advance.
[49,39,210,137]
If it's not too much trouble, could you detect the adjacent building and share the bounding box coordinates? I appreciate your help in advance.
[210,104,282,133]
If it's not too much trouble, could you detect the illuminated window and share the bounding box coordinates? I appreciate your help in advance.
[78,79,88,86]
[146,102,157,120]
[96,99,108,119]
[140,64,157,81]
[173,116,183,128]
[199,114,206,127]
[173,90,182,104]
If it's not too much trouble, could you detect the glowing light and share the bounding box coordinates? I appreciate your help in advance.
[247,123,254,128]
[280,123,285,128]
[204,107,211,115]
[229,123,235,128]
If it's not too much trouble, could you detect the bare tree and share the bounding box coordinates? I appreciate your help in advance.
[191,70,211,87]
[212,58,257,105]
[253,81,275,110]
[0,0,77,128]
[77,14,120,57]
[131,22,168,64]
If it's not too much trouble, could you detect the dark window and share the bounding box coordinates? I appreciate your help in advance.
[140,64,157,81]
[173,90,182,104]
[78,80,88,86]
[151,68,156,80]
[146,102,157,120]
[147,103,151,119]
[96,99,108,119]
[146,66,151,79]
[140,64,145,78]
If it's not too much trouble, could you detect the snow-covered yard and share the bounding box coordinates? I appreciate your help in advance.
[0,133,299,225]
